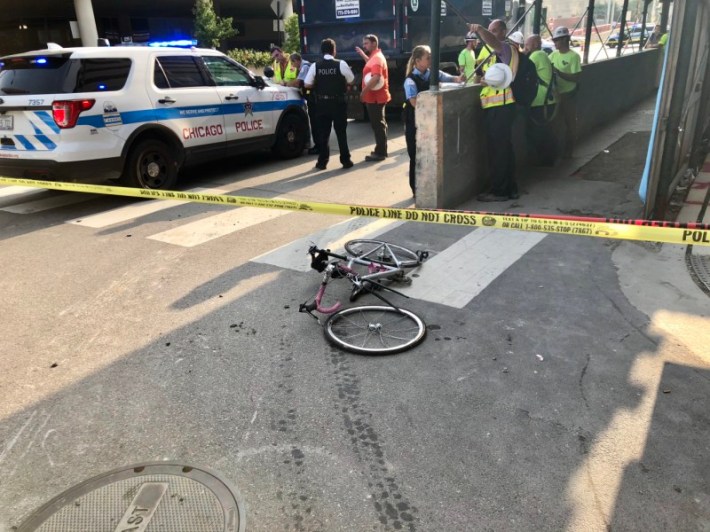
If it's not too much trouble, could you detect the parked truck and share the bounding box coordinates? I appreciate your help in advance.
[294,0,510,119]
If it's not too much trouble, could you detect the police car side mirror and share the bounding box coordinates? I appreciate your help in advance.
[253,76,267,90]
[263,66,275,78]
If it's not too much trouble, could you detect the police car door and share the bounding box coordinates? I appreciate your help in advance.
[149,52,226,158]
[199,55,274,146]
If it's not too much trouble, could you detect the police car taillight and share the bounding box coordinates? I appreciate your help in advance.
[52,99,95,128]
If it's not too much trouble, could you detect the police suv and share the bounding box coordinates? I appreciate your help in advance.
[0,45,309,189]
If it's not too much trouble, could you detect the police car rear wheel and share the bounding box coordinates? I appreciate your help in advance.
[273,114,306,159]
[123,139,178,189]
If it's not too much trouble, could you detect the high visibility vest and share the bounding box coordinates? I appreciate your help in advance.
[273,58,299,83]
[479,49,516,109]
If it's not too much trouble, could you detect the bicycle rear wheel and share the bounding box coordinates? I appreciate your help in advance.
[344,240,421,268]
[324,305,426,355]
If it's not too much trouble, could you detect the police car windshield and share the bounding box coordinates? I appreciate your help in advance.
[0,56,131,95]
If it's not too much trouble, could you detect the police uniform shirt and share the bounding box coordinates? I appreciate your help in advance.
[404,68,457,101]
[297,60,311,83]
[304,55,355,87]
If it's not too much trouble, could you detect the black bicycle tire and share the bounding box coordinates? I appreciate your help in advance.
[344,240,421,268]
[324,305,426,355]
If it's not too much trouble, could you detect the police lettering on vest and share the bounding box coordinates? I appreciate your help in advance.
[315,59,347,99]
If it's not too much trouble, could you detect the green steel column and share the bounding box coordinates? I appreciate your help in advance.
[617,0,630,57]
[660,0,670,31]
[655,0,697,217]
[583,0,595,64]
[640,0,651,48]
[430,0,442,90]
[533,0,543,35]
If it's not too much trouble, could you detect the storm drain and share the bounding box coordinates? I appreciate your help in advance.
[17,463,245,532]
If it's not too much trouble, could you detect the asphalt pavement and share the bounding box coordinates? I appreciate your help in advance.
[0,97,708,531]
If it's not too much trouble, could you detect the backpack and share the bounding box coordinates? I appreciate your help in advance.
[508,47,539,107]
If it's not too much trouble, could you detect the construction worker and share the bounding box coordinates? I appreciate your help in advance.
[271,46,299,86]
[550,26,581,158]
[458,32,478,85]
[525,34,558,165]
[470,20,519,202]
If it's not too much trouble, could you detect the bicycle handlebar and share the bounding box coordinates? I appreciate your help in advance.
[308,245,348,272]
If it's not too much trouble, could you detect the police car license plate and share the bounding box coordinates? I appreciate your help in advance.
[0,115,13,131]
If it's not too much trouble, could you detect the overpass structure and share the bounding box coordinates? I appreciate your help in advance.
[0,0,290,56]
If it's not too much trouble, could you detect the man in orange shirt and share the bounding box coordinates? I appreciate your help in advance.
[356,34,391,161]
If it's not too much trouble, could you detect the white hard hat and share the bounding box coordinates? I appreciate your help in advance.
[483,63,513,89]
[509,31,524,46]
[364,72,384,91]
[552,26,570,40]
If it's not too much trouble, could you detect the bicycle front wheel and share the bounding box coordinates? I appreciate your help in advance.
[344,240,421,268]
[324,306,426,355]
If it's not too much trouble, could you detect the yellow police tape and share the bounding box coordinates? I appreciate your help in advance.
[1,176,709,247]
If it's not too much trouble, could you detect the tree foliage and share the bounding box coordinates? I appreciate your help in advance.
[193,0,237,49]
[284,14,300,54]
[227,48,272,68]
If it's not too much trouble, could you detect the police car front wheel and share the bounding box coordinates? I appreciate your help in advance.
[273,114,307,159]
[122,139,179,189]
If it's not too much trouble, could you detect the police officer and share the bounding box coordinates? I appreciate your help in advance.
[305,38,355,170]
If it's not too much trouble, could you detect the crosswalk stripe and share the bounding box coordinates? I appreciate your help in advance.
[147,206,290,247]
[65,187,231,228]
[0,192,99,214]
[251,217,403,271]
[398,228,547,308]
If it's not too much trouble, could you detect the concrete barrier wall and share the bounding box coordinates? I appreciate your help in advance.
[416,49,661,209]
[416,85,488,207]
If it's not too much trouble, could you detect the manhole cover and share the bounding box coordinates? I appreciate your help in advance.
[17,463,245,532]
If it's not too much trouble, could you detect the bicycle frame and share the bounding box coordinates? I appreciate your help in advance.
[300,245,415,320]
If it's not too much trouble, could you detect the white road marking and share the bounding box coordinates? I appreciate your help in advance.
[147,206,290,247]
[0,185,46,199]
[398,228,547,308]
[251,217,403,271]
[65,187,231,228]
[0,192,99,214]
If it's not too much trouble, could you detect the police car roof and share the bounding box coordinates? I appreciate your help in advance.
[1,45,219,60]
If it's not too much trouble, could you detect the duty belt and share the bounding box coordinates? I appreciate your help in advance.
[316,95,345,100]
